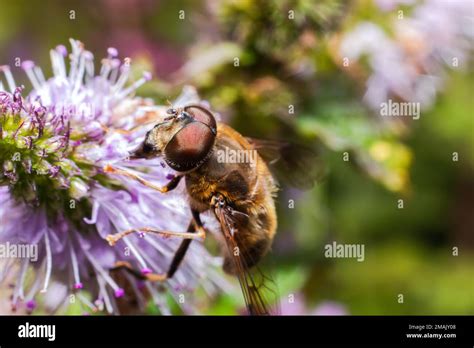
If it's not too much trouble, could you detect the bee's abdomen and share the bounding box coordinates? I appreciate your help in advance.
[223,199,277,274]
[223,234,271,274]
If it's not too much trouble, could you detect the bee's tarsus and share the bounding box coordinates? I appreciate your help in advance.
[105,234,118,246]
[145,273,167,282]
[112,261,168,282]
[106,226,206,246]
[103,164,180,193]
[103,164,115,173]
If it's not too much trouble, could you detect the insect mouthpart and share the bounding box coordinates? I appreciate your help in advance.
[129,141,155,159]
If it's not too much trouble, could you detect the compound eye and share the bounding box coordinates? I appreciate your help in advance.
[164,122,216,172]
[184,105,217,134]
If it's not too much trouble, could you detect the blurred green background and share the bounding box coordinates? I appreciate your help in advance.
[0,0,472,315]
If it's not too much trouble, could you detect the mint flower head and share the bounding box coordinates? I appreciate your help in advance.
[0,39,226,314]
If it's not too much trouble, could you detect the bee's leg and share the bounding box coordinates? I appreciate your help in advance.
[165,209,201,279]
[106,225,205,247]
[110,211,203,281]
[104,164,182,193]
[106,210,206,246]
[111,261,166,281]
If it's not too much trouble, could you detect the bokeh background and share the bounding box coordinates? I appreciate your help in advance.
[0,0,472,314]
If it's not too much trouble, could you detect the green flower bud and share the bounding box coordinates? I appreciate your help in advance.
[69,177,89,200]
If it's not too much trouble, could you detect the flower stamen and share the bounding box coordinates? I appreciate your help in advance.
[40,229,53,293]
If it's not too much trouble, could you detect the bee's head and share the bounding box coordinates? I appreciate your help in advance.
[130,105,217,172]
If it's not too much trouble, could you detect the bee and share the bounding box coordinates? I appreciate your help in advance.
[104,104,316,315]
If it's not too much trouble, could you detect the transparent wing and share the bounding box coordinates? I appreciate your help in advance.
[172,85,201,107]
[214,203,280,315]
[246,137,326,190]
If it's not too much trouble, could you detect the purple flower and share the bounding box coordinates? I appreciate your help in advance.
[339,0,473,111]
[280,293,348,316]
[0,39,228,314]
[312,301,348,316]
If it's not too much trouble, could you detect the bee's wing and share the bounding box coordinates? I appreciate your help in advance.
[172,85,201,107]
[247,137,326,190]
[214,204,280,316]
